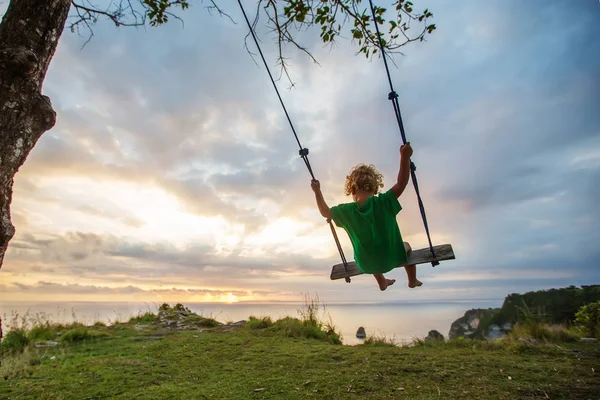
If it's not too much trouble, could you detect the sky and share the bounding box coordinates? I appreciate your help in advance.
[0,0,599,304]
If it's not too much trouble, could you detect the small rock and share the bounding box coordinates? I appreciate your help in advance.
[356,327,366,339]
[50,356,56,360]
[35,340,59,348]
[254,388,265,392]
[519,337,537,345]
[134,324,149,331]
[425,330,444,341]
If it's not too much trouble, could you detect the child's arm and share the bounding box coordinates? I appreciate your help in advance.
[311,180,332,219]
[391,143,413,198]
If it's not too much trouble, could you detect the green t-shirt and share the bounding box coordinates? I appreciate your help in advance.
[330,189,408,274]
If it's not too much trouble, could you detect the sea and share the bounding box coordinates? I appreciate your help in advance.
[0,299,502,345]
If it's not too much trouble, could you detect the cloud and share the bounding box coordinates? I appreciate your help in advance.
[2,0,600,303]
[0,281,267,298]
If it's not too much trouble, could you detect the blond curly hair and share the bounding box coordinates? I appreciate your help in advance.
[344,164,384,196]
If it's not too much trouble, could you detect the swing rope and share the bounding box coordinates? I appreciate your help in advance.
[367,0,439,266]
[236,0,352,282]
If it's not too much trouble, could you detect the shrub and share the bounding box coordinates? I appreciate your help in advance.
[0,347,42,379]
[364,334,396,347]
[508,321,579,343]
[60,327,92,343]
[575,301,600,338]
[129,312,157,324]
[185,315,220,328]
[248,316,273,329]
[28,324,57,342]
[0,329,29,353]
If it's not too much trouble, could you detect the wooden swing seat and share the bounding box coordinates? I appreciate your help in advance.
[330,244,455,281]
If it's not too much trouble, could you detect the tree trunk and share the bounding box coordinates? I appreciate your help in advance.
[0,0,71,269]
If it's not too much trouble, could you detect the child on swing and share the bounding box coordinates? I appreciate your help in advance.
[311,143,421,291]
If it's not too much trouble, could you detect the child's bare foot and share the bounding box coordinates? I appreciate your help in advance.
[408,279,423,288]
[379,279,396,291]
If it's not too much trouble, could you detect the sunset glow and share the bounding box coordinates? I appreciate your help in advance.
[1,0,598,305]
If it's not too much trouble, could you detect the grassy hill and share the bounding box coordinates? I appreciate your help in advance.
[1,303,598,399]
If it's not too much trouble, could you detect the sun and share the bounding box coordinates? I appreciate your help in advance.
[219,293,239,304]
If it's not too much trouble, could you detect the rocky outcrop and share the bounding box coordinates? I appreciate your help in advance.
[486,322,513,340]
[356,327,366,339]
[158,303,222,331]
[425,330,444,341]
[448,308,502,340]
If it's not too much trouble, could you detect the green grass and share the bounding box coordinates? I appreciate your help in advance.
[128,311,158,324]
[59,327,109,343]
[184,314,220,328]
[508,321,582,343]
[363,334,397,347]
[28,324,56,342]
[0,329,29,353]
[248,316,274,329]
[1,321,598,399]
[1,301,599,399]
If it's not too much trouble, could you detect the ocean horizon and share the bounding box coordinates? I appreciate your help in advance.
[0,298,503,345]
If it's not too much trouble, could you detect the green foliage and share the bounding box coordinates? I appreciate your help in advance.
[28,324,57,342]
[143,0,189,26]
[159,303,192,314]
[491,285,600,327]
[59,327,107,343]
[262,296,341,344]
[412,336,479,350]
[0,329,29,353]
[508,322,580,343]
[159,303,185,314]
[575,301,600,338]
[173,303,189,312]
[363,334,396,346]
[247,316,273,329]
[298,294,322,327]
[60,327,92,343]
[0,312,112,354]
[69,0,437,88]
[282,0,436,59]
[271,317,341,344]
[128,312,157,324]
[185,314,220,328]
[272,316,303,335]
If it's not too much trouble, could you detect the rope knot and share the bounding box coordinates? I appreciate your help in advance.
[388,91,399,100]
[299,148,309,157]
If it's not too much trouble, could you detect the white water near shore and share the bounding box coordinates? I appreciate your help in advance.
[0,299,502,345]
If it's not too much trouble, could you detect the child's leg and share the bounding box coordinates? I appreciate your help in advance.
[403,242,422,288]
[373,274,396,291]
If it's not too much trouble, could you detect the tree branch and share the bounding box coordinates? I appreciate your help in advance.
[204,0,236,24]
[63,0,435,86]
